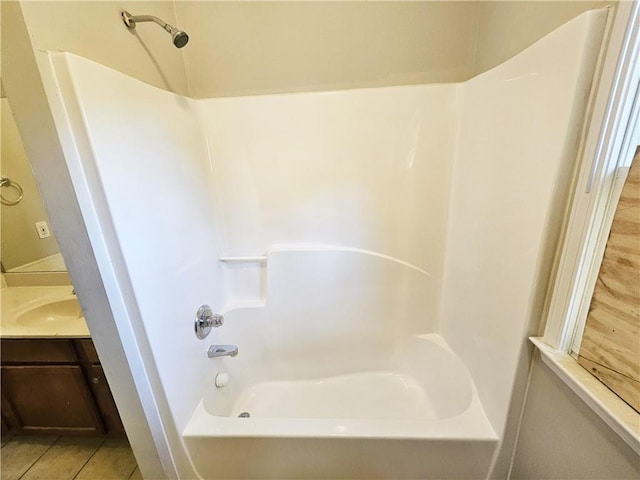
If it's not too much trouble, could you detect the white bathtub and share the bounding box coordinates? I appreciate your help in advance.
[184,333,497,479]
[180,248,495,478]
[186,333,493,435]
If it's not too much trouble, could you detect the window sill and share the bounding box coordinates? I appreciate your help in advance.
[530,337,640,455]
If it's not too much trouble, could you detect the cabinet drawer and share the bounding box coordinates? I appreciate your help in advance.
[1,339,78,364]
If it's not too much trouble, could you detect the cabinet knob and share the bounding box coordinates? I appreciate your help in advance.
[92,377,99,384]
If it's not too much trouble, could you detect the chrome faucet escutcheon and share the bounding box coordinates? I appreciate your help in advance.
[194,305,224,339]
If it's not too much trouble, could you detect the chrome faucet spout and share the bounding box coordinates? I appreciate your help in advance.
[208,345,238,358]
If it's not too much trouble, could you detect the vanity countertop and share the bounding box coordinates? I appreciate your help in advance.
[1,285,90,338]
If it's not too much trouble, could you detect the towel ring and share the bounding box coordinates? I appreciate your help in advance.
[0,177,24,206]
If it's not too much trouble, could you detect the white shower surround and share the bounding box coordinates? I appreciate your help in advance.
[45,10,605,480]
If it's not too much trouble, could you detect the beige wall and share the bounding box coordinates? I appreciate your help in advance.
[11,1,609,99]
[17,1,188,95]
[474,1,607,75]
[175,1,481,98]
[176,1,608,98]
[511,357,640,479]
[1,99,60,270]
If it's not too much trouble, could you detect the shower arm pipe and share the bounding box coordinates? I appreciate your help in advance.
[125,14,174,34]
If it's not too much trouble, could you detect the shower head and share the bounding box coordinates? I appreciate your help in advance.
[122,11,189,49]
[171,29,189,49]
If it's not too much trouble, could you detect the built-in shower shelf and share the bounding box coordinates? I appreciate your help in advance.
[220,256,267,312]
[219,256,267,264]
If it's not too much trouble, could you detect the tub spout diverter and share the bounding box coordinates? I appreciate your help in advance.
[208,345,238,358]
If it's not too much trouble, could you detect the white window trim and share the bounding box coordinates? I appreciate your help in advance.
[533,0,639,455]
[543,0,639,352]
[571,89,639,355]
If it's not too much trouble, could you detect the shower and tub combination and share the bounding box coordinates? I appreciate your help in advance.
[39,9,606,480]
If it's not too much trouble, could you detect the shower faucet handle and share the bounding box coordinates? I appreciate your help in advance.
[194,305,224,339]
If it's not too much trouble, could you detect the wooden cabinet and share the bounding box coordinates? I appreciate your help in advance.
[1,338,125,436]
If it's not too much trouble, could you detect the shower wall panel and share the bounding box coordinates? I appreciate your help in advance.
[198,85,458,276]
[440,10,607,435]
[198,85,458,328]
[50,54,225,443]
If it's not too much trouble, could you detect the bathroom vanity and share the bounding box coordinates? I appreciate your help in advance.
[1,286,124,436]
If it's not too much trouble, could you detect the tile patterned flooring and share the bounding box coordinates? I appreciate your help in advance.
[0,435,140,480]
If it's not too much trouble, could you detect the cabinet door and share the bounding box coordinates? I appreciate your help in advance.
[1,365,104,435]
[86,365,126,436]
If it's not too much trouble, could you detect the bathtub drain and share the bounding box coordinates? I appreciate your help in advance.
[238,412,250,418]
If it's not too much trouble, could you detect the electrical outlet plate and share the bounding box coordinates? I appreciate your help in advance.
[35,221,51,239]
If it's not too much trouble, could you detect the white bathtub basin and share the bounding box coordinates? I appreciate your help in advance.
[232,371,439,420]
[185,334,493,437]
[184,334,497,479]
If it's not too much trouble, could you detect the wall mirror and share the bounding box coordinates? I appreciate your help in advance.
[1,95,66,273]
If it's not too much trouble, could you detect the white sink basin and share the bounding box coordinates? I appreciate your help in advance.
[16,298,84,328]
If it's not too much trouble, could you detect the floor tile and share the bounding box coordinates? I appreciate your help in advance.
[74,437,137,480]
[0,436,57,480]
[20,436,104,480]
